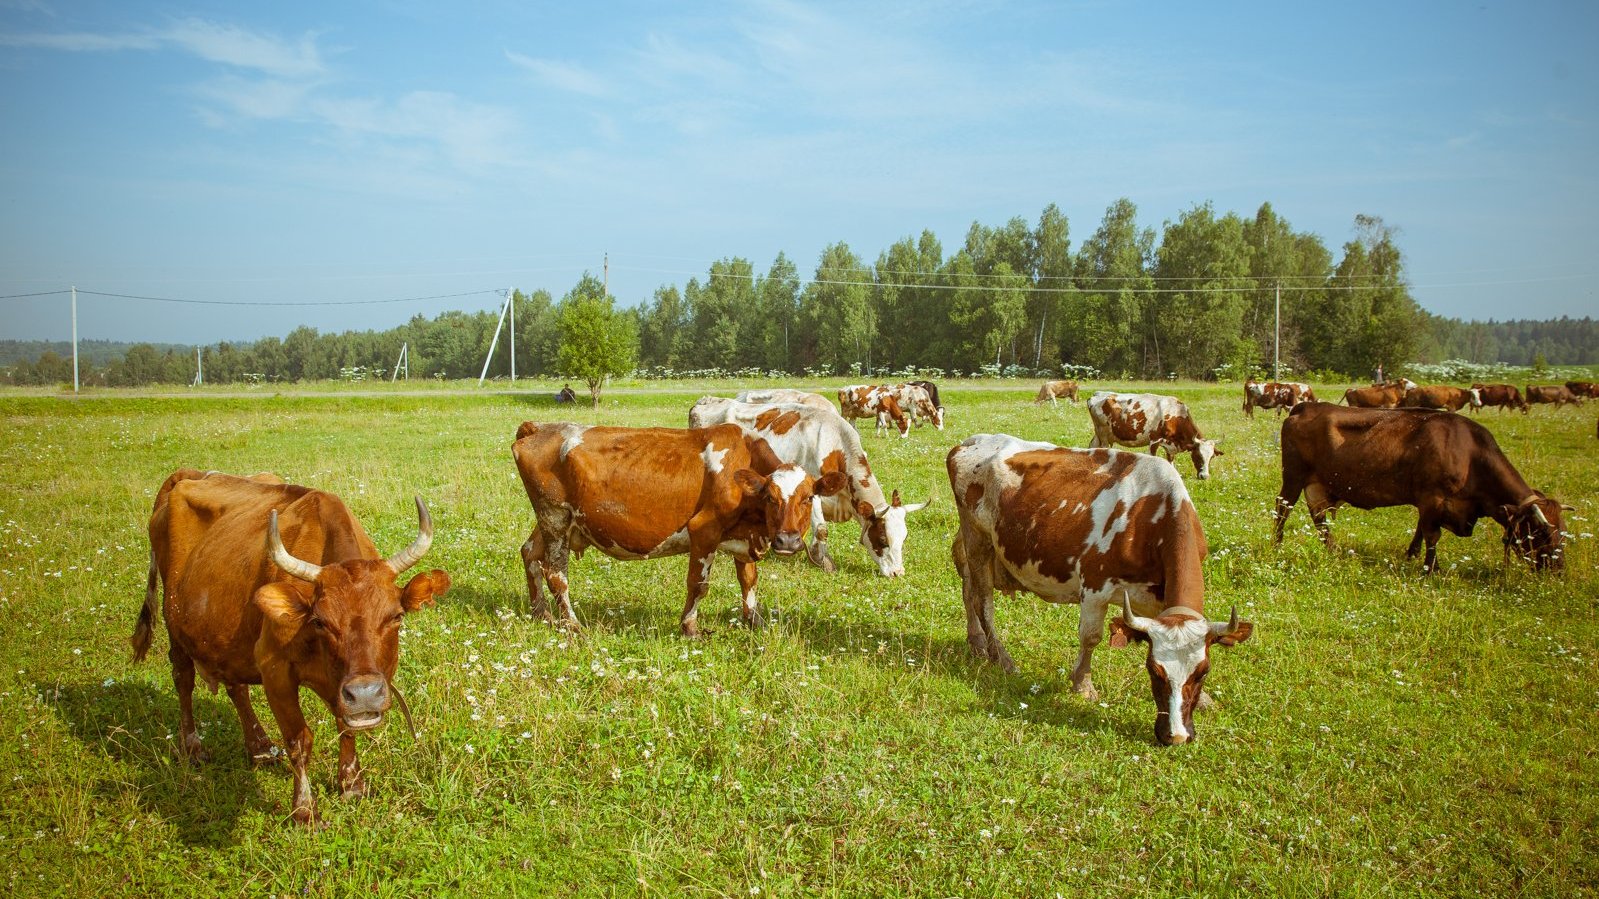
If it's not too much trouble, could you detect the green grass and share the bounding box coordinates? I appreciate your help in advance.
[0,382,1595,897]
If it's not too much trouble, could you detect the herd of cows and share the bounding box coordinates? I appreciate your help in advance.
[130,377,1583,824]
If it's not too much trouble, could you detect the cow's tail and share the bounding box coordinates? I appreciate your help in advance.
[131,548,159,662]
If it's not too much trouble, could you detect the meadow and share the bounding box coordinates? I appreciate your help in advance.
[0,380,1595,897]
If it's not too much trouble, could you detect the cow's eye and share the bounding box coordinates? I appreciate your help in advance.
[308,617,325,630]
[389,613,405,626]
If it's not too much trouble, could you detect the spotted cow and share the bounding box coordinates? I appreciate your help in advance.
[1243,379,1316,418]
[690,397,929,576]
[891,382,943,430]
[513,421,846,635]
[948,434,1253,745]
[736,388,835,413]
[1087,391,1223,479]
[837,384,910,438]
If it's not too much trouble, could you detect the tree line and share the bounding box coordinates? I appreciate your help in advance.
[4,199,1595,388]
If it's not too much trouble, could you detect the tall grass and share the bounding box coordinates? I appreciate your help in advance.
[0,383,1593,896]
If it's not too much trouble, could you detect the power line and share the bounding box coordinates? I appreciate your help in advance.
[73,288,503,307]
[0,290,72,300]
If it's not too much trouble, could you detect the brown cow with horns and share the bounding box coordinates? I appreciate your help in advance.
[133,470,451,825]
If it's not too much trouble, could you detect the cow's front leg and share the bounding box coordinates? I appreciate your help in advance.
[262,671,317,825]
[1070,595,1111,701]
[681,550,715,638]
[336,729,366,800]
[734,558,764,629]
[806,497,836,572]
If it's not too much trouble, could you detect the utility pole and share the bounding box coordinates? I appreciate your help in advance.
[70,286,79,393]
[194,347,203,387]
[508,288,516,383]
[603,253,609,297]
[1273,281,1281,381]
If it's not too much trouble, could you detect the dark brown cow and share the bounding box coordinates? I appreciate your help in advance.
[948,433,1252,745]
[1566,380,1599,399]
[513,422,846,635]
[1527,385,1580,406]
[1273,403,1569,573]
[133,470,450,825]
[1243,379,1316,418]
[1035,379,1079,405]
[1401,385,1480,412]
[1472,383,1529,413]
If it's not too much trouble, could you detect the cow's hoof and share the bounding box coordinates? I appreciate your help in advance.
[1074,683,1099,702]
[744,611,767,630]
[1196,691,1216,711]
[248,744,284,766]
[290,806,321,828]
[179,744,211,765]
[681,623,702,639]
[340,780,369,801]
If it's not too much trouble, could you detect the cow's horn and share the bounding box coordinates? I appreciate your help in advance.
[269,510,324,582]
[1210,605,1240,637]
[1530,504,1551,528]
[384,497,434,575]
[1121,594,1153,632]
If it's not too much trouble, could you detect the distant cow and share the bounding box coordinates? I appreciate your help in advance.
[1527,385,1580,406]
[838,385,910,438]
[1343,383,1406,408]
[907,380,945,428]
[689,397,929,576]
[1566,380,1599,399]
[1035,380,1079,405]
[1243,379,1316,418]
[134,470,450,825]
[736,388,835,413]
[1472,383,1528,413]
[1401,385,1480,412]
[1273,402,1569,573]
[948,433,1253,745]
[1087,391,1223,479]
[513,421,846,635]
[890,382,943,430]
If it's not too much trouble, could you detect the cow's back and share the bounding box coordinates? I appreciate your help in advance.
[1281,403,1485,508]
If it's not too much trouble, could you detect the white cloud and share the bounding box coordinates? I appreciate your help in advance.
[505,50,611,97]
[163,18,324,79]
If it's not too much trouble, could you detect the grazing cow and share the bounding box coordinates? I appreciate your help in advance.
[1527,385,1580,407]
[1472,383,1529,413]
[736,388,835,413]
[891,382,943,430]
[132,470,450,825]
[1342,383,1406,408]
[837,384,910,438]
[948,434,1253,745]
[1035,379,1079,406]
[513,421,846,635]
[907,380,945,428]
[1243,379,1317,418]
[1273,402,1569,573]
[1401,385,1481,413]
[1565,380,1599,399]
[689,397,929,576]
[1087,391,1223,479]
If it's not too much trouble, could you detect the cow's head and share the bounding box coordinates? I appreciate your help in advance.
[735,465,848,556]
[856,489,931,577]
[1189,439,1223,479]
[1468,387,1483,408]
[255,498,450,732]
[1503,495,1570,572]
[1108,596,1252,745]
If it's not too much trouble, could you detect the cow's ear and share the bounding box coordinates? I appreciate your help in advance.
[733,469,768,497]
[815,471,849,497]
[254,582,311,633]
[402,569,451,613]
[1106,616,1146,648]
[1498,503,1520,522]
[1211,620,1254,647]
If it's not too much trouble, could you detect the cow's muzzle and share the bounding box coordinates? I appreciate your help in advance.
[339,674,390,730]
[772,533,804,556]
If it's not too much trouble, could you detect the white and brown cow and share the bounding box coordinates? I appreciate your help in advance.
[948,434,1253,745]
[1243,379,1316,418]
[736,388,835,414]
[891,382,943,430]
[1087,391,1223,479]
[838,385,910,438]
[513,421,846,635]
[690,397,929,576]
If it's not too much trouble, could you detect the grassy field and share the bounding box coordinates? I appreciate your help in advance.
[1,381,1595,897]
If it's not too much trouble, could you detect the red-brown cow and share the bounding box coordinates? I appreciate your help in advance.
[1035,379,1079,406]
[1566,380,1599,399]
[948,434,1253,745]
[1243,379,1317,418]
[837,385,910,437]
[1472,383,1528,413]
[1527,385,1580,406]
[513,422,846,635]
[1342,383,1405,408]
[1401,385,1481,412]
[133,470,450,825]
[1087,391,1223,478]
[1273,403,1569,573]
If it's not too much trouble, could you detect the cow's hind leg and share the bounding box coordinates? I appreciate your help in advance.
[521,527,553,622]
[526,519,579,629]
[1302,482,1337,549]
[225,683,280,765]
[169,644,209,763]
[953,529,1016,673]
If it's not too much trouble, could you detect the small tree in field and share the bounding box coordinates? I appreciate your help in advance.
[557,288,638,408]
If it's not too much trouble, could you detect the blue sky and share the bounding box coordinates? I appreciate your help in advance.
[2,0,1595,345]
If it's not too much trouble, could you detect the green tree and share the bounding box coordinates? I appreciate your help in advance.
[556,275,638,407]
[1066,198,1156,376]
[801,243,873,374]
[1151,203,1251,378]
